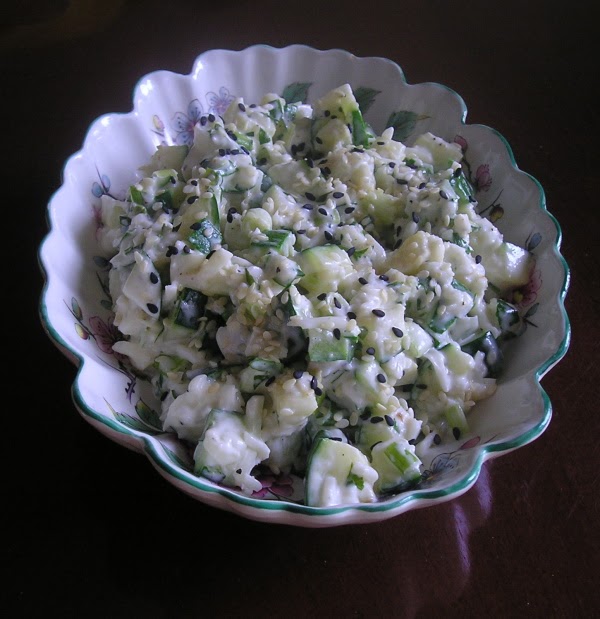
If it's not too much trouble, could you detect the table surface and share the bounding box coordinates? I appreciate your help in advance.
[3,1,598,617]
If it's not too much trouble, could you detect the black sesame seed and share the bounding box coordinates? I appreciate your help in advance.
[372,309,385,317]
[370,416,384,424]
[333,328,341,340]
[347,246,356,257]
[238,102,246,112]
[306,158,314,168]
[297,229,306,235]
[344,207,355,214]
[183,245,191,254]
[167,245,178,256]
[236,468,242,474]
[318,207,327,216]
[190,179,198,186]
[293,370,303,379]
[376,373,386,383]
[396,224,402,236]
[314,387,323,396]
[310,376,318,390]
[453,427,461,440]
[227,213,234,223]
[333,297,341,309]
[379,274,389,281]
[218,148,226,157]
[190,221,202,230]
[347,311,357,320]
[208,114,216,122]
[393,238,403,250]
[377,141,385,145]
[324,230,333,241]
[418,182,427,189]
[453,166,462,177]
[412,212,420,224]
[439,189,449,200]
[388,162,396,168]
[200,116,207,126]
[333,191,344,199]
[366,347,375,355]
[265,376,276,387]
[475,254,482,264]
[317,293,327,301]
[324,110,331,117]
[392,326,404,338]
[149,272,159,284]
[408,438,416,445]
[359,277,368,285]
[315,137,323,144]
[302,203,314,210]
[397,178,409,185]
[384,414,394,426]
[147,303,159,314]
[433,434,442,445]
[187,196,198,204]
[360,410,371,420]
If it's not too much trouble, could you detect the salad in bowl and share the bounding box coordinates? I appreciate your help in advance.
[39,45,570,527]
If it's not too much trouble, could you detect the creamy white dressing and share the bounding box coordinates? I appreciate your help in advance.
[98,84,534,507]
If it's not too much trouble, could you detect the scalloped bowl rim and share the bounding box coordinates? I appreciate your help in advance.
[38,44,571,527]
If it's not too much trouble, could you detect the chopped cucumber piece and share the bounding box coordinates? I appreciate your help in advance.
[308,328,357,362]
[188,219,222,253]
[173,287,207,329]
[305,436,378,507]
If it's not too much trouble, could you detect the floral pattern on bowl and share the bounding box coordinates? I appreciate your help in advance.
[39,45,570,527]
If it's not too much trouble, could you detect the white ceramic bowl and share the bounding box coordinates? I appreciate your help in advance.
[39,45,570,527]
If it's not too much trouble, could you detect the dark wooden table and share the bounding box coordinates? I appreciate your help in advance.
[3,1,597,617]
